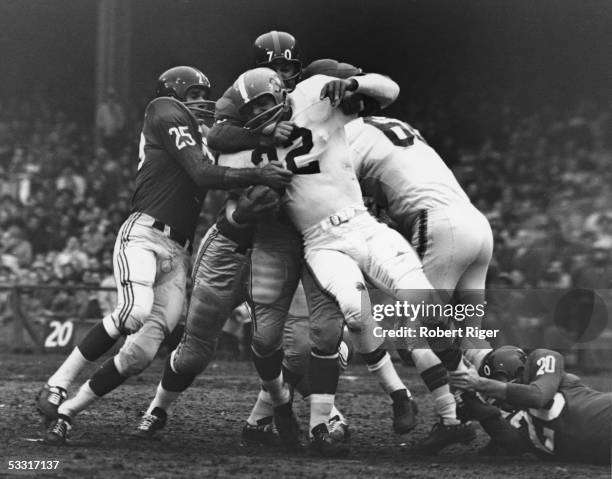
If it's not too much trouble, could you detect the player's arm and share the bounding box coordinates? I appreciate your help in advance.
[208,118,262,153]
[321,74,400,109]
[151,100,291,190]
[505,350,564,409]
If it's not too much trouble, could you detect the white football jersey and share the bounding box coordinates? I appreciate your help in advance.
[219,75,363,232]
[346,116,470,227]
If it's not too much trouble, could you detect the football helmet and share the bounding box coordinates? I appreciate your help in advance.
[302,59,362,80]
[155,66,215,121]
[253,31,302,85]
[479,346,527,383]
[234,68,287,132]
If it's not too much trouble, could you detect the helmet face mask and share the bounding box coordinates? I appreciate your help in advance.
[235,68,288,133]
[253,31,302,89]
[156,67,216,123]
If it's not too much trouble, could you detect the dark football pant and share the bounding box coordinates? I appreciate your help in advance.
[172,224,249,375]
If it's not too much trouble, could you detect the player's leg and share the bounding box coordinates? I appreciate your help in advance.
[361,217,475,448]
[37,214,142,419]
[248,218,302,446]
[453,210,494,369]
[137,227,249,437]
[305,245,418,436]
[47,228,187,443]
[300,267,350,456]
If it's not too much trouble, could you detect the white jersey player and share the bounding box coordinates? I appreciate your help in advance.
[346,116,494,368]
[221,65,476,453]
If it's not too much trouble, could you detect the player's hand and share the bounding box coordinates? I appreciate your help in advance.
[272,121,296,145]
[449,368,481,392]
[320,78,358,107]
[234,186,281,223]
[257,161,292,189]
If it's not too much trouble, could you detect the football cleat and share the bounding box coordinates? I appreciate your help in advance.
[36,384,67,421]
[46,416,72,445]
[415,421,477,454]
[241,416,279,446]
[392,393,419,434]
[133,407,167,439]
[273,402,301,450]
[328,414,350,442]
[310,423,350,457]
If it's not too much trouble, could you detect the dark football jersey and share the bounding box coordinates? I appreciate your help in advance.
[506,349,611,462]
[133,97,214,241]
[207,85,262,153]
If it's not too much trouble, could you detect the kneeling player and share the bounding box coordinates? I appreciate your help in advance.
[451,346,612,464]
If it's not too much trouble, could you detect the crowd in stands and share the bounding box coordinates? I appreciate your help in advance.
[0,92,610,356]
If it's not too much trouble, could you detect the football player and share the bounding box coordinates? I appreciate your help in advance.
[345,114,494,370]
[219,66,476,454]
[134,33,351,450]
[37,66,292,444]
[451,346,612,464]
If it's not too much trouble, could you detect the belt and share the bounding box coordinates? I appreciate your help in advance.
[151,220,191,251]
[317,205,368,230]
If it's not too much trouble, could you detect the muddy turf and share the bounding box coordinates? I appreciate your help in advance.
[1,353,610,478]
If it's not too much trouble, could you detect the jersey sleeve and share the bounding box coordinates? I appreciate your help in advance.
[146,98,210,167]
[506,349,564,409]
[207,86,263,153]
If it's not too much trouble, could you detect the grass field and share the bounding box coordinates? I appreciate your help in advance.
[1,352,610,478]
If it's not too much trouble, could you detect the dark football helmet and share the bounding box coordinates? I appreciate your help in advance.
[233,68,287,132]
[253,31,302,85]
[302,59,362,80]
[155,66,215,121]
[479,346,528,383]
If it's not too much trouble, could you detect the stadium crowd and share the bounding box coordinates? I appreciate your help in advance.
[0,92,610,350]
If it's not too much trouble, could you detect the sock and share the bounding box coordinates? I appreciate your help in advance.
[79,320,120,360]
[88,357,127,397]
[464,348,493,371]
[146,383,181,415]
[330,405,344,421]
[47,348,91,391]
[261,374,290,407]
[412,349,459,425]
[57,380,99,419]
[309,393,335,435]
[47,320,120,390]
[295,376,311,400]
[160,353,197,393]
[247,388,275,425]
[282,365,303,391]
[364,350,406,395]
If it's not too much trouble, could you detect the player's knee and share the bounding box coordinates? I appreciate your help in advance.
[115,340,157,377]
[251,330,283,358]
[113,302,153,334]
[172,337,217,376]
[283,344,310,376]
[311,327,342,356]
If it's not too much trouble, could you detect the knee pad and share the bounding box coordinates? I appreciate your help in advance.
[115,337,157,377]
[172,333,218,377]
[112,301,152,335]
[251,329,284,358]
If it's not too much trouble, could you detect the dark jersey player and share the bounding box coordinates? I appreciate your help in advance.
[37,66,292,445]
[451,346,612,464]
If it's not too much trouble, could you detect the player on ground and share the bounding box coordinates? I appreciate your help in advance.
[219,66,476,454]
[37,66,292,444]
[451,346,612,464]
